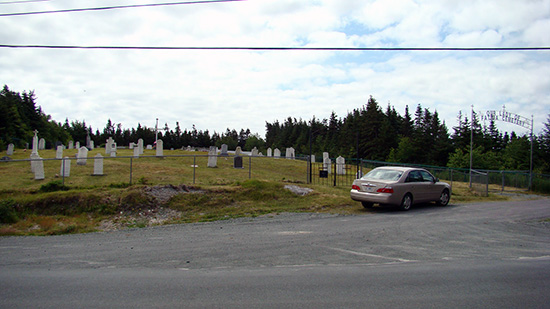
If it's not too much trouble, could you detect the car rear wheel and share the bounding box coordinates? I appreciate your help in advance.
[361,201,374,208]
[399,194,412,211]
[436,189,450,206]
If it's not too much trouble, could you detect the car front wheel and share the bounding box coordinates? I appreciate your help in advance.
[399,194,412,211]
[436,189,450,206]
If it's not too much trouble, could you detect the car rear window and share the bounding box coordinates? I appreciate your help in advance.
[362,169,403,181]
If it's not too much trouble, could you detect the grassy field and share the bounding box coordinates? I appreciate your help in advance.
[0,148,530,236]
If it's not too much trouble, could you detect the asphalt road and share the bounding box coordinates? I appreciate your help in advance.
[1,198,549,308]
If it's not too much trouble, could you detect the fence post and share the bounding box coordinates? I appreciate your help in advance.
[333,159,337,186]
[62,157,65,187]
[193,155,196,184]
[249,156,251,179]
[501,171,505,192]
[129,157,133,185]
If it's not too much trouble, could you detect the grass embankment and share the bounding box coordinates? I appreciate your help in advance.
[0,148,532,236]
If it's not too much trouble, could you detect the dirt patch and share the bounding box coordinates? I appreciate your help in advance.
[99,184,200,232]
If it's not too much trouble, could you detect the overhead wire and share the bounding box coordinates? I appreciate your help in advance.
[0,0,245,16]
[0,0,49,4]
[0,45,548,51]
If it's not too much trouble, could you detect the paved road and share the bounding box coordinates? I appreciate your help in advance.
[1,199,549,308]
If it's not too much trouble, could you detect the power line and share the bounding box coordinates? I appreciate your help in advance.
[0,0,245,16]
[0,44,549,51]
[0,0,49,4]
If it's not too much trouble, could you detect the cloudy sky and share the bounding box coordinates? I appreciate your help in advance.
[1,0,549,138]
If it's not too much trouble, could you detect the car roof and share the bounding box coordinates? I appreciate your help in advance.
[373,166,424,172]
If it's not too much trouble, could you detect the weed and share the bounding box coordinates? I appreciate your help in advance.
[0,198,19,223]
[39,181,69,193]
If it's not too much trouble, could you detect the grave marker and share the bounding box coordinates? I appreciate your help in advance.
[77,147,88,165]
[267,148,272,157]
[38,138,46,150]
[156,139,164,157]
[56,145,64,159]
[7,143,14,156]
[286,147,295,159]
[336,156,345,175]
[60,157,70,177]
[274,148,281,158]
[220,144,229,156]
[234,156,243,168]
[207,146,218,168]
[93,153,103,176]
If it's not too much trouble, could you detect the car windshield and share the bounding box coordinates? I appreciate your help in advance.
[362,169,403,181]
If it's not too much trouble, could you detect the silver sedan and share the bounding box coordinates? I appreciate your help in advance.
[350,166,451,211]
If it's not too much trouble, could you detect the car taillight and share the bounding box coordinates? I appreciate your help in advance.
[377,187,394,193]
[352,185,361,190]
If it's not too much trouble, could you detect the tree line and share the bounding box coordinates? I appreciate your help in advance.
[2,85,550,173]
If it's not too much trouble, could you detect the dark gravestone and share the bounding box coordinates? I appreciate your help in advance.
[234,156,243,169]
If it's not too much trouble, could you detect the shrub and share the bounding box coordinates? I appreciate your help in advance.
[39,181,69,193]
[0,199,19,224]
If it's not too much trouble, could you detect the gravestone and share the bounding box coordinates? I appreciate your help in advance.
[60,157,70,177]
[146,145,153,150]
[105,137,114,154]
[207,146,218,168]
[233,156,243,168]
[310,154,316,163]
[323,156,332,174]
[31,130,39,155]
[235,146,242,156]
[93,153,103,176]
[129,142,135,149]
[34,156,44,180]
[68,140,74,149]
[110,143,117,157]
[88,140,94,149]
[30,152,40,173]
[336,156,346,175]
[156,139,164,157]
[38,138,46,150]
[274,148,281,158]
[56,145,64,159]
[323,152,330,161]
[251,147,259,157]
[86,133,92,149]
[77,147,88,165]
[220,144,229,156]
[286,147,295,160]
[133,146,140,158]
[7,143,14,156]
[75,141,80,149]
[267,148,272,157]
[138,139,144,155]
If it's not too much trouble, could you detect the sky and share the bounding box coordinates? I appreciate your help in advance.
[1,0,549,139]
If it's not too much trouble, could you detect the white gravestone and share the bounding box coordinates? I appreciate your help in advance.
[251,147,259,157]
[138,139,144,155]
[133,146,140,158]
[235,146,242,156]
[156,139,164,157]
[323,152,330,161]
[323,156,332,174]
[274,148,281,159]
[267,148,272,157]
[336,156,346,175]
[30,152,40,173]
[89,140,94,149]
[34,156,45,180]
[207,146,218,168]
[60,157,71,177]
[75,141,80,149]
[38,138,46,150]
[77,147,88,165]
[68,140,74,149]
[286,147,295,160]
[93,153,103,176]
[56,145,63,159]
[7,143,14,156]
[311,154,316,163]
[146,145,153,150]
[31,130,39,155]
[220,144,229,156]
[110,143,117,157]
[129,142,135,149]
[105,137,114,154]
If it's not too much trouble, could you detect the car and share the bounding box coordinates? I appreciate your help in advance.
[350,166,451,211]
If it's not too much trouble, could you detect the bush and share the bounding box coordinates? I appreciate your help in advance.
[39,181,70,193]
[0,199,19,224]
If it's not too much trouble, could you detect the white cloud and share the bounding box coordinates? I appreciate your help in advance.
[1,0,549,138]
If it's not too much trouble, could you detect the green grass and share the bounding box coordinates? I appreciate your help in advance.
[0,148,541,236]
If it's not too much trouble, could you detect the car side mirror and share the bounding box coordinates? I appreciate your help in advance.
[434,178,439,183]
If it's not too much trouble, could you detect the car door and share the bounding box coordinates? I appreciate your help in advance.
[418,170,439,201]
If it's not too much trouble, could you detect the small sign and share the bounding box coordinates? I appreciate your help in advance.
[319,170,328,178]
